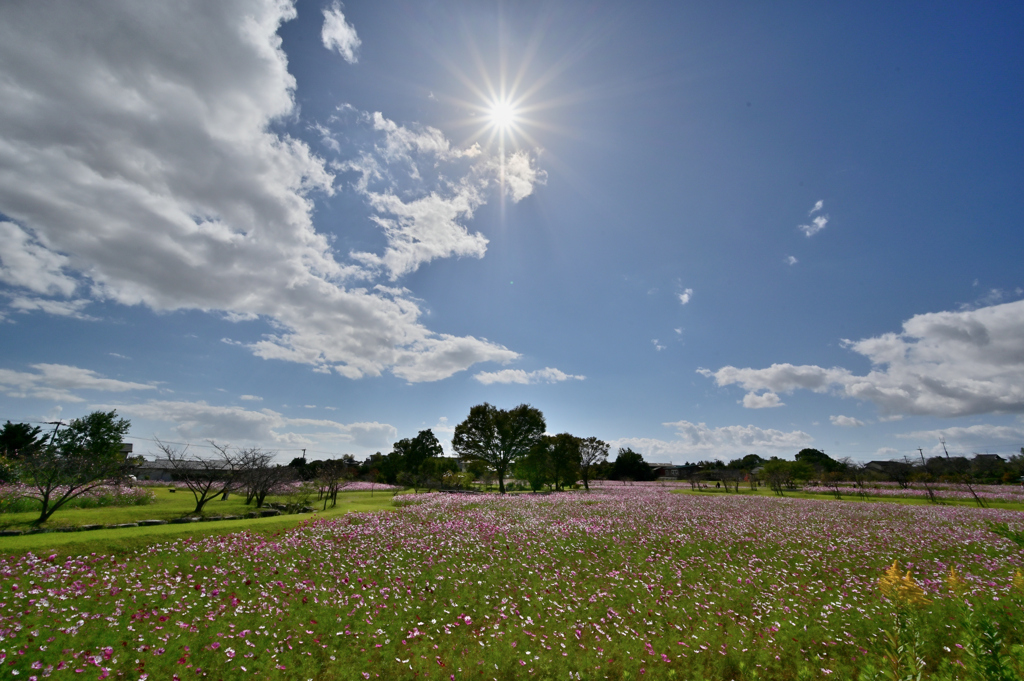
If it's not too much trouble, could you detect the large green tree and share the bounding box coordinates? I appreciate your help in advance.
[795,448,843,474]
[19,410,131,524]
[452,403,546,494]
[392,429,444,478]
[578,437,609,491]
[548,433,582,491]
[515,433,580,492]
[1,421,46,460]
[608,447,655,482]
[516,441,553,492]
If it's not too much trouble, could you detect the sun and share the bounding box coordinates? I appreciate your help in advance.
[488,99,518,131]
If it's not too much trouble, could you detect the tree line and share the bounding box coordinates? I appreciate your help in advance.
[287,403,658,495]
[7,406,1021,525]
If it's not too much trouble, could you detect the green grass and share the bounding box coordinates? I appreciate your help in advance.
[0,488,402,557]
[671,484,1024,510]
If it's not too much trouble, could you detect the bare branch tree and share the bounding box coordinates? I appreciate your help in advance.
[909,450,940,505]
[237,447,291,508]
[157,439,241,515]
[942,439,987,508]
[316,459,352,509]
[840,458,870,500]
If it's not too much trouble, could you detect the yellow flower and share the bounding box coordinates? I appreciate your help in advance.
[879,561,932,606]
[945,566,967,594]
[1013,569,1024,592]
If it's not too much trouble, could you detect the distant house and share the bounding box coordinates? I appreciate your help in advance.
[865,460,908,475]
[649,463,679,479]
[134,458,176,482]
[973,454,1004,463]
[132,456,233,482]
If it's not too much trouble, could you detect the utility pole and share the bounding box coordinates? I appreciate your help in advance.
[45,420,66,444]
[301,448,306,463]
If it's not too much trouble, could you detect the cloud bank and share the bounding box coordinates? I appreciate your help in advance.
[0,0,537,383]
[103,399,397,456]
[473,367,585,385]
[0,364,154,403]
[611,420,813,461]
[701,299,1024,417]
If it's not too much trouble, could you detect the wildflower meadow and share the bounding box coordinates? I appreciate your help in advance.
[0,487,1022,679]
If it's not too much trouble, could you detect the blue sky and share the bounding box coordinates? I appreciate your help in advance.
[1,1,1022,464]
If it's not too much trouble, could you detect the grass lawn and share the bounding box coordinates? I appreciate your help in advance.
[0,488,404,557]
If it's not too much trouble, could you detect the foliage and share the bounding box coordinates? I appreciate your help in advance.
[515,433,582,491]
[391,429,443,477]
[17,410,131,525]
[515,440,553,492]
[0,454,17,484]
[795,447,844,474]
[608,447,654,481]
[726,453,765,470]
[452,402,546,493]
[0,421,46,461]
[578,436,609,490]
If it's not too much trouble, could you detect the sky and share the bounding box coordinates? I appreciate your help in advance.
[1,0,1022,466]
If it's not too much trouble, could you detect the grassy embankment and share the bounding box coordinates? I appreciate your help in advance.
[0,487,403,556]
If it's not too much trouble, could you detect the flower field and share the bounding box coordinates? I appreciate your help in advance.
[0,488,1022,679]
[0,485,155,515]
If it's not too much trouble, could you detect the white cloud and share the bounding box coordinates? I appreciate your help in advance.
[611,420,813,461]
[6,296,95,320]
[897,423,1024,445]
[742,391,784,409]
[785,255,798,266]
[239,394,262,401]
[321,1,360,64]
[809,200,824,215]
[432,416,455,434]
[678,288,693,305]
[343,114,543,281]
[498,150,547,202]
[652,339,665,352]
[472,367,585,385]
[830,414,865,427]
[0,1,519,383]
[0,222,77,296]
[368,111,477,165]
[103,399,397,456]
[873,447,899,459]
[799,215,829,237]
[0,363,154,402]
[702,299,1024,417]
[359,184,490,280]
